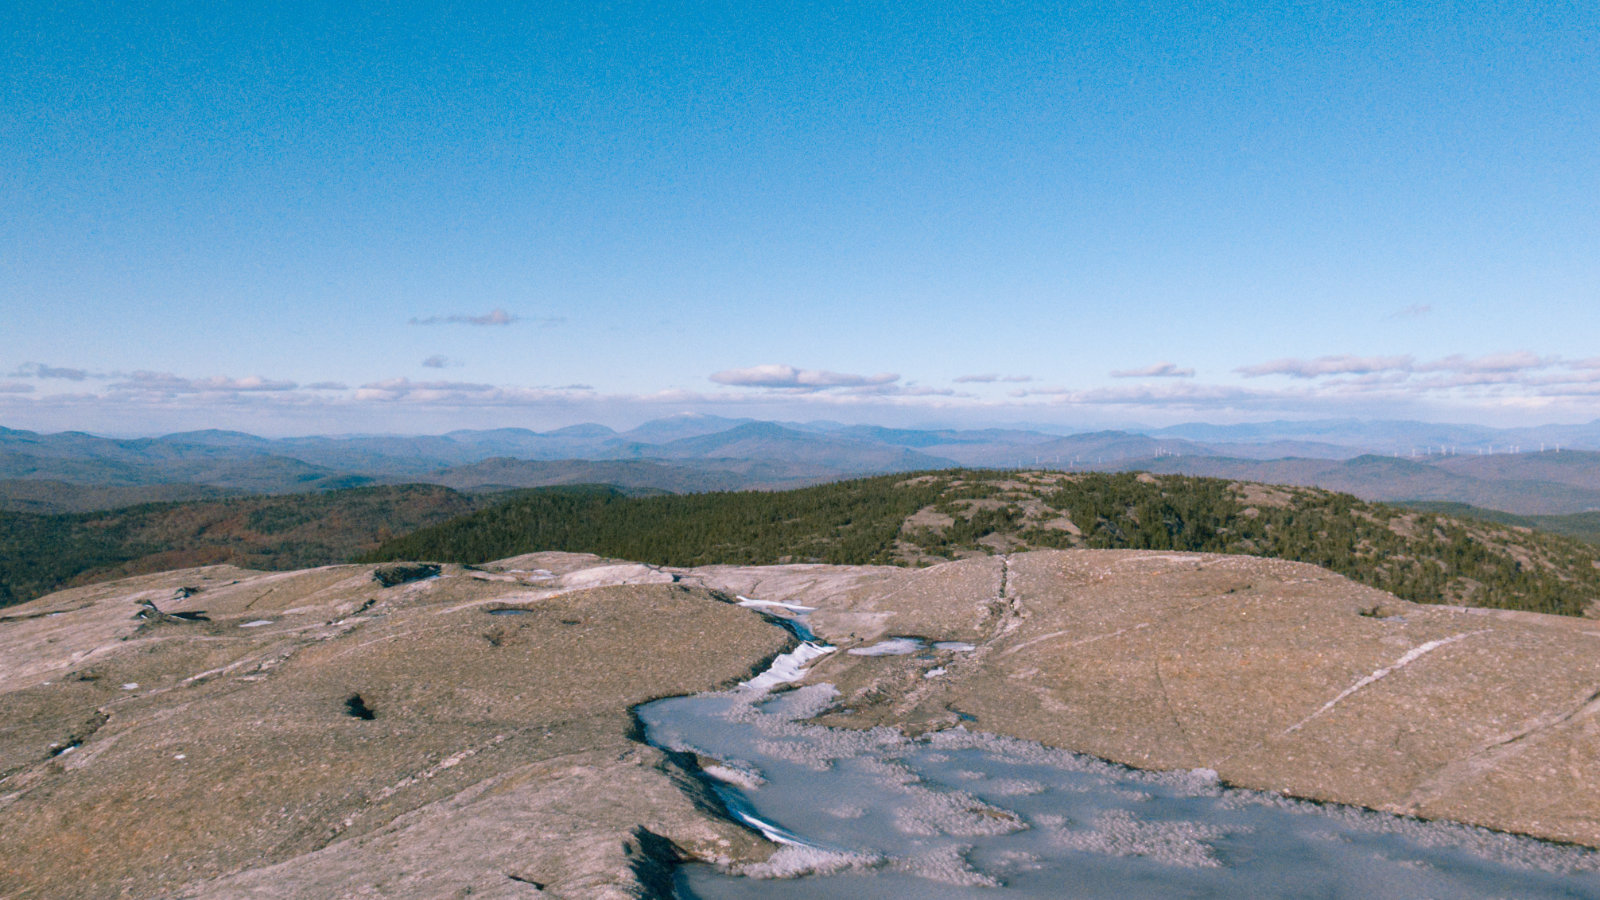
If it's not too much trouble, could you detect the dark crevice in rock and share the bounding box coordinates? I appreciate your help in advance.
[344,694,376,720]
[0,604,91,624]
[622,827,682,900]
[372,563,440,588]
[47,710,110,760]
[134,599,210,623]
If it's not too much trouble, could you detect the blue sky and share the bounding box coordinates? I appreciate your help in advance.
[3,1,1598,435]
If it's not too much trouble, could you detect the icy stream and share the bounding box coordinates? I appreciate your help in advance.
[640,614,1600,898]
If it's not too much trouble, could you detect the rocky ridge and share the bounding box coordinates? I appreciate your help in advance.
[4,549,1600,897]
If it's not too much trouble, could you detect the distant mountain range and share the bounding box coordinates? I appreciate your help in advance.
[1096,451,1600,515]
[3,416,1599,515]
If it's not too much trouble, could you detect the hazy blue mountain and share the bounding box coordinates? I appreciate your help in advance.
[618,414,756,443]
[624,422,957,473]
[1150,419,1600,454]
[7,420,1600,516]
[1101,453,1600,515]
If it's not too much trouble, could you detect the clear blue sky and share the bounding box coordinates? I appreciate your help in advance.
[4,1,1598,435]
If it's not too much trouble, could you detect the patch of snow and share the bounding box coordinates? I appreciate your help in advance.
[924,667,947,679]
[731,808,810,846]
[467,572,519,583]
[740,844,881,878]
[737,595,818,613]
[120,683,139,690]
[239,620,274,628]
[742,642,835,692]
[1050,808,1230,868]
[933,641,976,652]
[849,637,924,656]
[704,763,766,790]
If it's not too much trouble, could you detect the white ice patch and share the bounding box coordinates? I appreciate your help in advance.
[239,620,274,628]
[1050,808,1233,868]
[120,683,139,690]
[737,595,818,613]
[897,845,1001,887]
[501,568,556,580]
[924,667,947,679]
[704,762,766,790]
[741,642,835,693]
[848,637,924,656]
[933,641,976,652]
[466,572,520,583]
[731,808,813,847]
[740,844,882,879]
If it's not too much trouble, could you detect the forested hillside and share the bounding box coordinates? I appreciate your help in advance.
[364,471,1600,617]
[0,485,493,608]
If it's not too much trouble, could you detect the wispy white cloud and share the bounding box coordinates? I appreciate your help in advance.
[1110,362,1195,379]
[710,364,899,391]
[11,362,95,381]
[1415,351,1556,374]
[1236,355,1415,378]
[13,349,1600,433]
[109,372,298,393]
[355,377,498,400]
[1013,381,1268,407]
[844,383,960,398]
[954,373,1034,384]
[409,308,519,326]
[1238,351,1561,381]
[421,355,457,369]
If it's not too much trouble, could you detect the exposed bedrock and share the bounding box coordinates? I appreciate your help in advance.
[695,550,1600,849]
[4,548,1600,898]
[0,561,786,899]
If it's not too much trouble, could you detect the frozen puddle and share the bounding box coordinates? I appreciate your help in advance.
[639,686,1600,898]
[848,637,979,657]
[737,596,818,614]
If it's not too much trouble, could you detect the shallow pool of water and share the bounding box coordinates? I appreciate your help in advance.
[640,685,1600,899]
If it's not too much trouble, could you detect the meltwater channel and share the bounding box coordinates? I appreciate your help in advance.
[638,603,1600,899]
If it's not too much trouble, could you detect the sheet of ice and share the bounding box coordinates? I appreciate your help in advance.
[847,638,924,656]
[638,687,1600,899]
[932,641,976,652]
[466,572,520,583]
[741,642,835,692]
[239,620,274,628]
[738,596,818,613]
